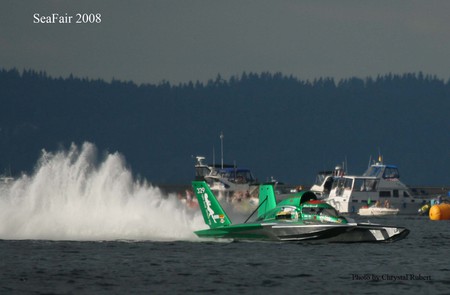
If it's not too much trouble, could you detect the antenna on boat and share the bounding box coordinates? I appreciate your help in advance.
[344,156,348,174]
[220,131,224,169]
[212,145,215,171]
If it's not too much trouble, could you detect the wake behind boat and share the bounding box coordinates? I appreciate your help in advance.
[192,181,409,243]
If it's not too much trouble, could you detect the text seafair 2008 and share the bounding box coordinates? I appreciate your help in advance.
[33,13,101,24]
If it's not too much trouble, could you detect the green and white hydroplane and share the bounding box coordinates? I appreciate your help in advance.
[193,181,409,242]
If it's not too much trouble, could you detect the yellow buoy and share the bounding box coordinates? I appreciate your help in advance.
[429,204,450,220]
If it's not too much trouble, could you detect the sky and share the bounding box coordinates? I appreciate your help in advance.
[2,1,450,85]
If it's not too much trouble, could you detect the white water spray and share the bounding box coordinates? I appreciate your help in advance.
[0,142,204,241]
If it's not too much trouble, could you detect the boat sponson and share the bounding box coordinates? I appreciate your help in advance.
[324,223,410,243]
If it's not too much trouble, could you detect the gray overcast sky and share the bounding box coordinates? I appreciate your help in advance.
[2,1,450,84]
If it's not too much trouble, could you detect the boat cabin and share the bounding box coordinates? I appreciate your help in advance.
[195,156,235,180]
[194,156,256,185]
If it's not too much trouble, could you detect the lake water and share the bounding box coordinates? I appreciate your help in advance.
[0,143,449,294]
[1,215,449,294]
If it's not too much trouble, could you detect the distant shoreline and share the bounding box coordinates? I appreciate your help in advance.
[156,183,450,199]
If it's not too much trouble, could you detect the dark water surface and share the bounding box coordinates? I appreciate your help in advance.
[1,215,450,294]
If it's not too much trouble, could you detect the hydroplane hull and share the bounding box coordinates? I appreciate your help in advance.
[192,180,409,243]
[195,223,350,241]
[195,222,409,243]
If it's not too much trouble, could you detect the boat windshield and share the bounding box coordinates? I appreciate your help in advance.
[217,169,255,183]
[383,167,400,179]
[331,177,353,190]
[364,166,382,177]
[314,171,332,185]
[353,178,378,192]
[363,165,400,179]
[302,207,340,219]
[195,166,211,178]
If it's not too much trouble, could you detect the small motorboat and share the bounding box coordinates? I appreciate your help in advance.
[358,205,399,216]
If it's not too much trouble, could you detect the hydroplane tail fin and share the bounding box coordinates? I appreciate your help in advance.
[258,184,277,218]
[192,181,232,228]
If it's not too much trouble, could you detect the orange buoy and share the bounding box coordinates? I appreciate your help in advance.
[429,204,450,220]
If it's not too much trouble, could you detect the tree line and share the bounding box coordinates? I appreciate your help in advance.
[0,68,449,185]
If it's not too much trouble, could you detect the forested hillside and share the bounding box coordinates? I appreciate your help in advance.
[0,68,449,185]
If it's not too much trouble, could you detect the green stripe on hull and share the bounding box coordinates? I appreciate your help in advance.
[195,223,267,240]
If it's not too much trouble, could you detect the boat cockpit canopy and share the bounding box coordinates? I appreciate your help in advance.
[302,206,340,219]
